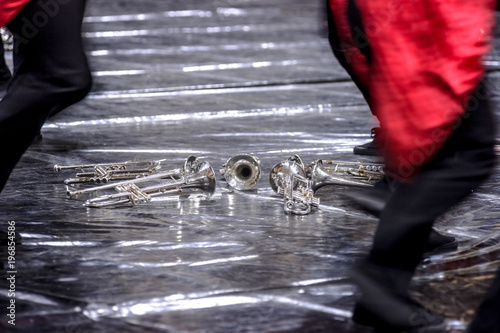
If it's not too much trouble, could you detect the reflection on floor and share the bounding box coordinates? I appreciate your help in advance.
[1,1,500,332]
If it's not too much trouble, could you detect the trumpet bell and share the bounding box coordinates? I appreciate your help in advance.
[183,155,203,174]
[287,154,305,170]
[186,160,217,198]
[220,154,261,190]
[269,155,307,193]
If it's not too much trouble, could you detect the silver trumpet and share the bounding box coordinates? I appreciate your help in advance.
[307,160,384,184]
[54,159,165,184]
[66,156,216,208]
[220,154,261,190]
[269,155,320,215]
[306,160,383,192]
[268,154,306,193]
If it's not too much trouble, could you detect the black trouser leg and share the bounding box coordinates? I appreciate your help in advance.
[0,0,92,192]
[368,82,496,273]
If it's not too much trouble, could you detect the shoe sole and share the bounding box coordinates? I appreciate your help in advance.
[350,319,447,333]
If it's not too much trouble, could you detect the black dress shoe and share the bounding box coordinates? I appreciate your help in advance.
[354,127,384,156]
[350,263,447,333]
[353,140,379,156]
[352,301,447,333]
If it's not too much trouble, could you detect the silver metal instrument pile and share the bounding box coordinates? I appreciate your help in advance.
[269,155,384,215]
[55,154,384,214]
[55,156,216,208]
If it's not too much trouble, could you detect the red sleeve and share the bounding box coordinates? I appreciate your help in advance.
[0,0,31,26]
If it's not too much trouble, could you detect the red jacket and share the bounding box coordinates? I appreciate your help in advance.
[0,0,30,26]
[329,0,496,181]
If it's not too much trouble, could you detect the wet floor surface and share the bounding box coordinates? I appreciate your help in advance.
[1,1,500,332]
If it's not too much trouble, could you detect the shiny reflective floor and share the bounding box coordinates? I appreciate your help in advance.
[1,1,500,332]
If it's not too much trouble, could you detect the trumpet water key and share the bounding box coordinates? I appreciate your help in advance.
[54,159,165,184]
[220,154,261,190]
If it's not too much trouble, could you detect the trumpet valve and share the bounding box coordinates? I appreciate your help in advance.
[278,185,320,215]
[117,183,151,204]
[278,186,320,207]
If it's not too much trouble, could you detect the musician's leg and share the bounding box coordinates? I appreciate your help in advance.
[0,0,91,193]
[351,82,496,331]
